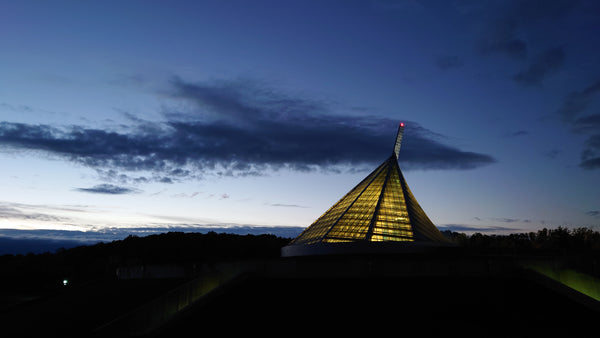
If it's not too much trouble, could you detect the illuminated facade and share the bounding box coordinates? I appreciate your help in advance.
[282,123,449,256]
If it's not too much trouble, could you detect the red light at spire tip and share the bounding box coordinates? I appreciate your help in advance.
[400,122,405,127]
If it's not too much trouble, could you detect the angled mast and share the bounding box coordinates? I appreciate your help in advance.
[393,122,405,158]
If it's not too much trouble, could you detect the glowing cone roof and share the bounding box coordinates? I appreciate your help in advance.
[287,122,448,248]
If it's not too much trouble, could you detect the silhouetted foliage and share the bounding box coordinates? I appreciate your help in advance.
[443,227,600,278]
[0,231,291,295]
[445,227,600,254]
[3,228,600,296]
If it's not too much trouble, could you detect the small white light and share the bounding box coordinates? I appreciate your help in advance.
[63,279,68,286]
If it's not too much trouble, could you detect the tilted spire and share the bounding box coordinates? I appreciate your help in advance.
[393,122,405,158]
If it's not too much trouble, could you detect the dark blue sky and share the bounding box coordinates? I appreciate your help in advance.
[0,0,599,246]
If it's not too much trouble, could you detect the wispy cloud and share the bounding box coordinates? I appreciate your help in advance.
[75,184,140,195]
[435,55,464,70]
[477,0,578,61]
[492,217,521,223]
[478,18,528,59]
[544,149,560,159]
[269,203,308,208]
[554,80,600,169]
[572,114,600,134]
[0,78,496,182]
[506,130,529,137]
[581,135,600,169]
[513,47,565,86]
[556,81,600,122]
[586,210,600,218]
[470,216,534,226]
[1,102,34,113]
[438,224,524,233]
[0,204,70,223]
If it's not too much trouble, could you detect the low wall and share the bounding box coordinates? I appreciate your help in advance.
[522,261,600,306]
[94,261,256,337]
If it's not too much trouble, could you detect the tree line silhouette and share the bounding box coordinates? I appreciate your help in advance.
[1,228,599,295]
[443,226,600,254]
[0,232,289,296]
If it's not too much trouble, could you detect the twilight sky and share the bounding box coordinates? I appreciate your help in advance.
[1,0,599,245]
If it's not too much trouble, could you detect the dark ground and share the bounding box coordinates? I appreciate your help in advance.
[153,273,598,337]
[2,270,597,337]
[1,231,599,337]
[0,278,183,337]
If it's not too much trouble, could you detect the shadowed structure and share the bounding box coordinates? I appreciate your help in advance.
[282,122,449,256]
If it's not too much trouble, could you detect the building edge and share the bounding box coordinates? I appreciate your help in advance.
[281,240,455,257]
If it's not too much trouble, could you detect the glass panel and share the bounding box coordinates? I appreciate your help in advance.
[325,163,389,241]
[291,161,388,245]
[369,165,414,242]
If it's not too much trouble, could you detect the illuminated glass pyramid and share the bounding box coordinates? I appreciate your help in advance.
[283,123,448,255]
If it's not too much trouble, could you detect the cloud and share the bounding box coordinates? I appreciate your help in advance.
[507,130,529,137]
[435,55,464,70]
[0,204,70,222]
[586,210,600,218]
[572,114,600,134]
[479,18,528,59]
[0,78,495,181]
[398,123,495,170]
[513,47,565,86]
[492,217,520,223]
[437,224,523,233]
[580,134,600,169]
[476,0,579,59]
[511,0,580,21]
[554,80,600,170]
[1,102,35,113]
[556,81,600,122]
[76,184,139,195]
[167,77,495,172]
[269,203,308,208]
[544,149,560,159]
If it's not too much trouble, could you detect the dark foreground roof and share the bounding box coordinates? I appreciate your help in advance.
[154,255,599,337]
[3,253,599,337]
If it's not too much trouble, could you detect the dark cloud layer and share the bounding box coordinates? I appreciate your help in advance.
[0,78,495,182]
